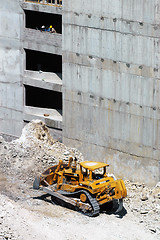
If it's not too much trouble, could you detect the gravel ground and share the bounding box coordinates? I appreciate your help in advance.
[0,120,159,240]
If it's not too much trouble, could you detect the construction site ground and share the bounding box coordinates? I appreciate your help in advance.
[0,120,159,240]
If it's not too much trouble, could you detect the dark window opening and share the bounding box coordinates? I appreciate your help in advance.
[25,10,62,34]
[25,85,62,110]
[25,49,62,74]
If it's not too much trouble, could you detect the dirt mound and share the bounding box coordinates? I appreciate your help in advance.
[16,119,56,147]
[0,120,84,180]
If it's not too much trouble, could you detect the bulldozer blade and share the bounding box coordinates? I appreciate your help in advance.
[115,199,123,213]
[33,177,40,189]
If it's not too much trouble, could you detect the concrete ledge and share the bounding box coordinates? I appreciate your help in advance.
[23,70,62,92]
[21,1,62,15]
[23,106,62,129]
[24,28,62,55]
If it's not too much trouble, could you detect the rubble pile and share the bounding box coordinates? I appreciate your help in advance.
[0,120,84,181]
[124,181,160,235]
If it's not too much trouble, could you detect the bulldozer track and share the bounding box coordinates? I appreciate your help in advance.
[42,187,100,217]
[59,190,100,217]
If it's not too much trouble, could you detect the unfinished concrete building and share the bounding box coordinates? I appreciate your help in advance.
[0,0,62,139]
[0,0,160,185]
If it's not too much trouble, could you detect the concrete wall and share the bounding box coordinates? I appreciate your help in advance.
[63,0,160,186]
[0,0,24,136]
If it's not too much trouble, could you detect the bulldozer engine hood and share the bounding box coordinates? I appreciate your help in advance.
[79,177,113,190]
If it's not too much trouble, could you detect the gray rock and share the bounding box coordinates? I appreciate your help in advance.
[139,220,143,223]
[155,182,160,188]
[64,151,70,155]
[140,210,148,214]
[149,228,156,233]
[141,193,148,201]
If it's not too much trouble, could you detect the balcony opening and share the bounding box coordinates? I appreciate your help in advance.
[25,85,62,111]
[25,49,62,76]
[25,10,62,34]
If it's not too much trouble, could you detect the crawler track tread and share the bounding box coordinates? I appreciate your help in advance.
[58,190,100,217]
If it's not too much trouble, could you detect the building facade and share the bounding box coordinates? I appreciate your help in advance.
[0,0,159,185]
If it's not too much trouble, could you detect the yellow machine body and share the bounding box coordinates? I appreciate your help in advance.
[39,158,127,206]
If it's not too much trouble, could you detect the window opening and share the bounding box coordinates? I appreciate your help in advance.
[25,49,62,75]
[25,85,62,110]
[25,10,62,34]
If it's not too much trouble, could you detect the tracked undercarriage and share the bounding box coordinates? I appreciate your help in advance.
[33,157,127,216]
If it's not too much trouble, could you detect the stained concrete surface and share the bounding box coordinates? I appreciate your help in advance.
[63,0,160,185]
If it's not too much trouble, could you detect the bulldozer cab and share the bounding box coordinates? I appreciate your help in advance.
[79,161,109,182]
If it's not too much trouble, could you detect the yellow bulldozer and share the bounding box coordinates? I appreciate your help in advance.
[33,157,127,216]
